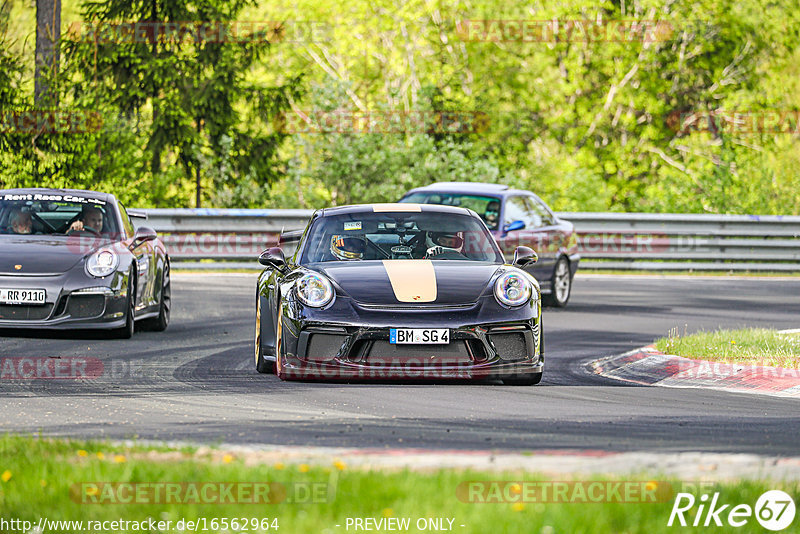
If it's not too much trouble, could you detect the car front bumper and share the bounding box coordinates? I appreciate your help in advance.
[278,312,543,381]
[0,272,129,330]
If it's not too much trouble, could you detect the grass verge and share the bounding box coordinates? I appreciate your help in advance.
[655,328,800,368]
[0,435,798,533]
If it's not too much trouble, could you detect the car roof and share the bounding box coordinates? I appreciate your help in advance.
[318,203,474,217]
[0,188,115,203]
[404,181,532,198]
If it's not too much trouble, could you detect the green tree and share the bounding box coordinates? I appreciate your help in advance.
[65,0,302,206]
[267,0,800,213]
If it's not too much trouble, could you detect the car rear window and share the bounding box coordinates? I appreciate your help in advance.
[400,193,501,229]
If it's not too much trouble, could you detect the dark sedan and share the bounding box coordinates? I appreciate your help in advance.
[400,182,579,307]
[255,203,543,384]
[0,188,170,338]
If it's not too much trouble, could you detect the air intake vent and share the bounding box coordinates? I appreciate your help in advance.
[305,334,347,362]
[66,295,105,319]
[490,332,530,361]
[0,304,53,321]
[366,341,472,366]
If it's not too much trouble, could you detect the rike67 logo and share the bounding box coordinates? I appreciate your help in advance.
[668,490,796,531]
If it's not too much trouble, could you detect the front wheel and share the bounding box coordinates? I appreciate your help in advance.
[141,262,170,332]
[112,276,135,339]
[255,296,274,374]
[544,257,571,307]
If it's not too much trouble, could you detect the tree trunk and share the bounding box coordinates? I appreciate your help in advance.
[195,166,202,208]
[149,0,161,175]
[34,0,61,106]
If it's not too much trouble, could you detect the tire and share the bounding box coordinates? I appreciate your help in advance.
[112,276,135,339]
[544,256,571,307]
[255,295,275,374]
[141,261,170,332]
[503,373,543,386]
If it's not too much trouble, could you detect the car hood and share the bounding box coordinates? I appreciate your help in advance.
[0,235,110,274]
[314,260,501,305]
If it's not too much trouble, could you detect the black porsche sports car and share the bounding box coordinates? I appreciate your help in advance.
[0,188,170,338]
[255,203,543,384]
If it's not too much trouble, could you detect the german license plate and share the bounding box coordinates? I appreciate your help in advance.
[390,328,449,344]
[0,288,46,305]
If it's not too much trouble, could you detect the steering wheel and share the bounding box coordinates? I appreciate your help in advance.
[67,225,101,237]
[424,246,466,260]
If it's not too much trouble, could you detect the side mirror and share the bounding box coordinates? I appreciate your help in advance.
[259,247,287,271]
[131,226,157,247]
[503,220,526,233]
[513,246,537,266]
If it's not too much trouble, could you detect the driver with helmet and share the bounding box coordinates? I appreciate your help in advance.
[483,200,500,230]
[330,234,367,260]
[425,231,464,258]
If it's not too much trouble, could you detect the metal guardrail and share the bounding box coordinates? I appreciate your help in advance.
[137,209,800,271]
[559,212,800,271]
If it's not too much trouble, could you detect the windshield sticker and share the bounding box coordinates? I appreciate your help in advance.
[2,193,106,205]
[344,221,362,231]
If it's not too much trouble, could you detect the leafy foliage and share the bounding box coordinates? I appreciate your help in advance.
[2,0,301,207]
[268,0,800,213]
[1,0,799,213]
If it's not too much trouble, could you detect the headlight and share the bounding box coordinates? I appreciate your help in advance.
[295,272,334,307]
[86,248,119,278]
[494,271,532,307]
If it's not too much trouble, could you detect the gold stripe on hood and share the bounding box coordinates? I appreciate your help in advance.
[382,260,437,302]
[372,203,422,212]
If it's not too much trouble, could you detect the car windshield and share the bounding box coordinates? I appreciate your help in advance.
[300,210,504,263]
[400,192,501,230]
[0,193,119,236]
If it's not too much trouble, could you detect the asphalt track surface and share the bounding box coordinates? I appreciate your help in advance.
[1,273,799,455]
